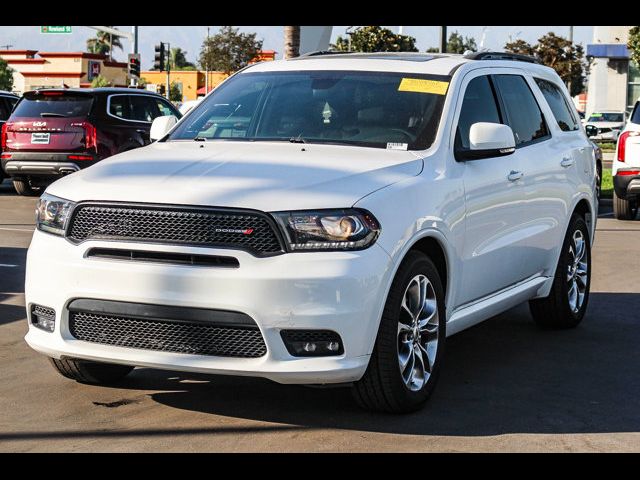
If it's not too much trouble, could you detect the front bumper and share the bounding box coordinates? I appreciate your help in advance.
[2,152,98,177]
[613,170,640,199]
[24,230,394,384]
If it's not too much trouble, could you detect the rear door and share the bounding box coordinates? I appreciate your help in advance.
[5,91,94,152]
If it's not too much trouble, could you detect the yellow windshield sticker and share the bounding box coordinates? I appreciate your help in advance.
[398,78,449,95]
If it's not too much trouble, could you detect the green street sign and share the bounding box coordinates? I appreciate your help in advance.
[40,26,72,34]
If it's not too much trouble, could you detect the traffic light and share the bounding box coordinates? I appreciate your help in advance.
[154,43,165,71]
[127,54,140,80]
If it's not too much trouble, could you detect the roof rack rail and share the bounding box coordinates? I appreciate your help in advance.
[298,50,351,57]
[464,51,541,64]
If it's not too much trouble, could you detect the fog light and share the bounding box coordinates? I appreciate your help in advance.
[280,330,344,357]
[31,304,56,332]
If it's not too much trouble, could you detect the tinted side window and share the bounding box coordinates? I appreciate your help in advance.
[631,101,640,125]
[534,78,578,132]
[493,75,550,146]
[154,98,177,117]
[456,75,502,151]
[0,98,9,121]
[108,95,131,119]
[129,96,159,122]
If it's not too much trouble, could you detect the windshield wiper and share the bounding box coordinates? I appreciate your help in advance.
[289,134,306,144]
[193,136,208,142]
[40,113,67,118]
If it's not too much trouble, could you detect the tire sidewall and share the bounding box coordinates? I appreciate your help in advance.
[378,253,446,408]
[558,216,591,322]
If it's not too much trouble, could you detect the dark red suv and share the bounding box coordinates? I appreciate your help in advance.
[1,88,181,195]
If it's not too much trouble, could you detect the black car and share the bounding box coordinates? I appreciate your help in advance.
[0,90,19,183]
[1,88,181,195]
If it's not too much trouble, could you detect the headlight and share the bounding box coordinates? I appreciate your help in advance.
[272,209,380,251]
[35,193,75,236]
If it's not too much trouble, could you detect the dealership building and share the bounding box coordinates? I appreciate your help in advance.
[0,49,128,94]
[586,26,640,115]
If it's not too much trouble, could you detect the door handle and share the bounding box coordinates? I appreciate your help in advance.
[507,170,524,182]
[561,157,575,168]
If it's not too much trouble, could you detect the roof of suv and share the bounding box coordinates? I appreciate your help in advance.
[246,51,556,78]
[25,87,161,96]
[0,90,18,97]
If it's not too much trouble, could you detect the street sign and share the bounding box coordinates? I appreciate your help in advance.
[88,61,101,81]
[40,26,72,34]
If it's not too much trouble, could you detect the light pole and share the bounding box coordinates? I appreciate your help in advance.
[346,26,354,52]
[440,26,447,53]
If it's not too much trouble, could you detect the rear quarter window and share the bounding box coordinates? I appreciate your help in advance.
[534,78,579,132]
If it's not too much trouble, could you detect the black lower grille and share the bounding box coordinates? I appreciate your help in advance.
[69,310,267,358]
[66,203,284,256]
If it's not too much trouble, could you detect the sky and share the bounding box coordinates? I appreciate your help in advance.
[0,26,594,70]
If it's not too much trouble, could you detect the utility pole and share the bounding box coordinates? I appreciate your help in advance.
[440,26,447,53]
[205,27,209,96]
[568,26,574,96]
[0,44,13,50]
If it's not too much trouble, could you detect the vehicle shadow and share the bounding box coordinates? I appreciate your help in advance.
[113,292,640,436]
[0,247,27,296]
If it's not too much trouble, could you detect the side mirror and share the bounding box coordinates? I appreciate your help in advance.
[150,115,178,141]
[585,124,598,138]
[456,122,516,161]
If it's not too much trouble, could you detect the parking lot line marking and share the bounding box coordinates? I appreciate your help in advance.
[0,227,34,232]
[0,264,18,268]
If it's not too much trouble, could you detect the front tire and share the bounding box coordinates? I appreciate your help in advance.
[352,251,446,413]
[49,358,134,385]
[613,191,637,220]
[529,214,591,329]
[12,178,39,197]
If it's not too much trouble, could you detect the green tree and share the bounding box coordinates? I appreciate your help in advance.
[0,57,14,91]
[169,81,182,102]
[199,26,263,74]
[504,39,535,56]
[170,47,196,70]
[332,26,418,52]
[505,32,586,96]
[86,26,123,59]
[90,75,111,88]
[628,26,640,70]
[446,31,477,54]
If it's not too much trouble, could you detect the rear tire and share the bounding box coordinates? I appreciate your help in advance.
[613,191,637,220]
[529,214,591,329]
[49,358,134,385]
[12,178,39,197]
[352,251,446,413]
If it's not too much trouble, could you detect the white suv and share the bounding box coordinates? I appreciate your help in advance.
[612,99,640,219]
[25,52,597,413]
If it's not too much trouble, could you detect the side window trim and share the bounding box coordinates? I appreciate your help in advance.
[492,73,552,149]
[106,94,160,124]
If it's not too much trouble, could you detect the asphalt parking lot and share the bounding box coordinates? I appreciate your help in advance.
[1,178,639,452]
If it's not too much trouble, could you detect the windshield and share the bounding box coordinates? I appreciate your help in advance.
[167,70,451,150]
[588,112,624,123]
[13,93,94,118]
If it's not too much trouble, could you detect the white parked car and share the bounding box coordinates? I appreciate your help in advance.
[25,51,597,413]
[178,98,202,116]
[584,110,626,142]
[612,99,640,219]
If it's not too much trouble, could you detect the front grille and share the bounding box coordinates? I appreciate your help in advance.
[67,203,284,256]
[69,311,267,358]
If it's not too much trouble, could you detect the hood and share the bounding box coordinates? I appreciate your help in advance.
[48,141,423,211]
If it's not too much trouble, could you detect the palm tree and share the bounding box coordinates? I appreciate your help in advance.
[86,27,123,60]
[284,26,300,59]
